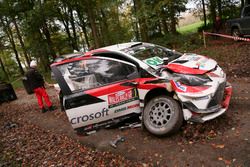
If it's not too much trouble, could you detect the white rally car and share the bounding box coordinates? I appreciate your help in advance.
[51,42,232,136]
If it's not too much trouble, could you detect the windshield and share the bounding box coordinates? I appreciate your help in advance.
[122,44,182,66]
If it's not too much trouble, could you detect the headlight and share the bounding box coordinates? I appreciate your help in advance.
[174,74,211,86]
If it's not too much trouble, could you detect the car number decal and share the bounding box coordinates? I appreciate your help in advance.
[143,56,163,66]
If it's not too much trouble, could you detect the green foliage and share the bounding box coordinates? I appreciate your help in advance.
[197,22,213,32]
[0,51,20,80]
[150,32,203,52]
[178,21,204,34]
[0,70,6,81]
[43,72,55,84]
[51,33,73,55]
[11,79,24,89]
[0,0,244,83]
[220,1,241,19]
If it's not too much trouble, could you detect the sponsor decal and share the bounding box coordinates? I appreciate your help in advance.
[143,56,163,66]
[181,54,201,61]
[71,108,109,125]
[175,82,187,92]
[196,59,207,69]
[127,103,140,109]
[180,54,211,68]
[114,107,127,113]
[188,56,201,61]
[114,104,140,113]
[108,89,138,108]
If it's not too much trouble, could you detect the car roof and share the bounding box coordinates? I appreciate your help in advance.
[100,42,143,52]
[51,42,150,66]
[84,42,146,56]
[53,52,84,63]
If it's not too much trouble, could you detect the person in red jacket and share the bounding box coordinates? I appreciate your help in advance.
[26,60,56,113]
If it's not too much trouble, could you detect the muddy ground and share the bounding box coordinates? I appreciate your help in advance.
[1,39,250,166]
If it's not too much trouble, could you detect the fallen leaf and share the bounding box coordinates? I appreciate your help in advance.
[223,159,231,165]
[211,144,225,149]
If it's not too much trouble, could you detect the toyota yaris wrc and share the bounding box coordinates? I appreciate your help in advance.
[51,42,232,136]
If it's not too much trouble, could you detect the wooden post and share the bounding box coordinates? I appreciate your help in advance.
[203,31,206,48]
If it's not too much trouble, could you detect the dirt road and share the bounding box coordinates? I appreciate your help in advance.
[1,77,249,166]
[1,40,250,166]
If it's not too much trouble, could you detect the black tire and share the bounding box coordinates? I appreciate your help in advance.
[232,28,240,41]
[143,95,183,136]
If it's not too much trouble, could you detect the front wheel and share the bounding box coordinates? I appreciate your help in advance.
[143,96,183,136]
[232,28,241,41]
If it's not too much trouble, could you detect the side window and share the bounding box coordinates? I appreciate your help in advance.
[57,58,138,92]
[243,6,250,17]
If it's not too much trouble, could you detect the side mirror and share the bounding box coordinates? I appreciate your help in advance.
[163,57,169,65]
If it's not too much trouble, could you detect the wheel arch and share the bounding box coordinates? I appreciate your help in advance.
[144,88,174,106]
[231,25,242,34]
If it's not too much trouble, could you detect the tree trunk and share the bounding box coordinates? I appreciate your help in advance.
[81,20,90,49]
[12,17,30,66]
[202,0,207,27]
[161,17,169,35]
[69,7,78,51]
[169,1,177,34]
[85,0,100,48]
[100,9,112,45]
[37,29,50,72]
[41,21,56,60]
[132,0,140,40]
[217,0,222,19]
[1,18,24,75]
[0,56,9,81]
[158,22,162,35]
[134,0,149,42]
[209,0,217,24]
[115,0,122,42]
[58,8,75,51]
[76,8,90,48]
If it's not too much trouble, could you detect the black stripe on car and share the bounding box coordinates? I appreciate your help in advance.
[64,92,105,110]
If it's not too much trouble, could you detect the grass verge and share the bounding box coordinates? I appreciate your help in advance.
[177,21,204,34]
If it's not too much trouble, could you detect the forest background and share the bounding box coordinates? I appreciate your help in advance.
[0,0,249,85]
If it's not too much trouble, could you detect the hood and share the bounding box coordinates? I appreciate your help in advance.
[166,53,217,75]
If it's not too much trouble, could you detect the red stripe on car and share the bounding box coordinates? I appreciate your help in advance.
[85,82,133,97]
[84,49,108,56]
[166,64,208,74]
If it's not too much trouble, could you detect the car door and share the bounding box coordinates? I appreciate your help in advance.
[241,6,250,34]
[51,57,141,131]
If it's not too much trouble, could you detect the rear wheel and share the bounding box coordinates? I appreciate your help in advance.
[143,96,183,136]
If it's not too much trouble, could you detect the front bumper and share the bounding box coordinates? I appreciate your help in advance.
[183,83,232,123]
